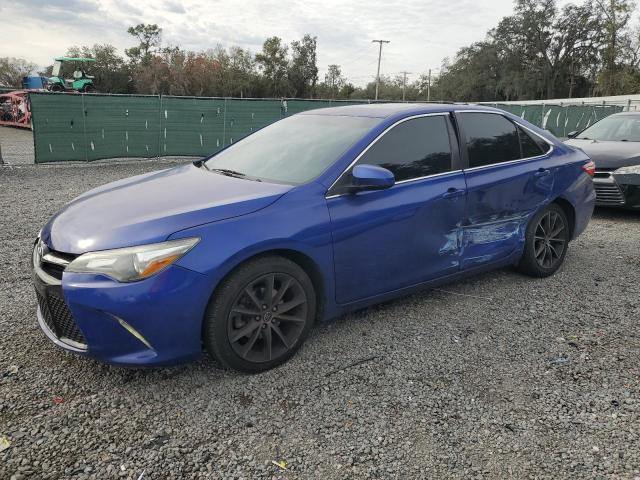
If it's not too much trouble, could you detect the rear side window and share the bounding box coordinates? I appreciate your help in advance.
[518,126,548,157]
[459,113,521,168]
[356,115,452,181]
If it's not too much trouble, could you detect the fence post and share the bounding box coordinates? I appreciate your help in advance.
[81,93,88,162]
[0,142,4,165]
[157,94,163,159]
[222,98,227,147]
[627,98,632,112]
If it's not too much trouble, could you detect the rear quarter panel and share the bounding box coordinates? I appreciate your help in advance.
[505,113,595,239]
[551,145,595,238]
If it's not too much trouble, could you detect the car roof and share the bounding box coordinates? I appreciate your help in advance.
[608,111,640,117]
[297,102,499,118]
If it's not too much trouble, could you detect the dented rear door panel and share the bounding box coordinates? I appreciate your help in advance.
[460,157,555,269]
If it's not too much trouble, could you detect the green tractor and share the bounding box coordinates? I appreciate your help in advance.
[48,57,96,93]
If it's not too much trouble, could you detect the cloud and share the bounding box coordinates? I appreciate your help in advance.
[164,0,185,14]
[0,0,580,86]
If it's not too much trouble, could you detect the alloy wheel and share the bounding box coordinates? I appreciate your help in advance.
[227,273,308,363]
[533,210,566,269]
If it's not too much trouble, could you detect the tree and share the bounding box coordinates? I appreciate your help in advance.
[434,0,617,101]
[319,64,345,99]
[595,0,636,94]
[255,37,290,96]
[0,57,37,87]
[288,35,319,97]
[125,24,162,65]
[228,46,259,97]
[133,46,189,95]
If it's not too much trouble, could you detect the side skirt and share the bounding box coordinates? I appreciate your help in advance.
[321,249,523,321]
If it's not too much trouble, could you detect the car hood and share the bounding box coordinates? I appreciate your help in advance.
[565,139,640,169]
[41,163,292,254]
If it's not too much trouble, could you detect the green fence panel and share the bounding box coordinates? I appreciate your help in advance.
[494,104,522,117]
[285,99,368,116]
[161,96,226,157]
[564,105,586,134]
[83,95,161,160]
[541,105,566,137]
[31,93,630,163]
[224,99,282,147]
[286,99,333,115]
[595,105,624,122]
[494,103,625,137]
[31,93,87,163]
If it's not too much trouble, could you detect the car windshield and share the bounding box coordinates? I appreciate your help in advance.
[204,114,379,184]
[577,115,640,142]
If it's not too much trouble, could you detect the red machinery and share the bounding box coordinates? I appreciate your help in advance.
[0,90,32,129]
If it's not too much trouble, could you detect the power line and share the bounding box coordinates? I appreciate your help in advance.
[371,39,390,101]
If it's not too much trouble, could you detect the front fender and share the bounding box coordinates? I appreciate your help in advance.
[168,185,337,319]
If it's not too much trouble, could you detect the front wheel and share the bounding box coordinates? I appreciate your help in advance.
[203,256,316,373]
[518,204,570,277]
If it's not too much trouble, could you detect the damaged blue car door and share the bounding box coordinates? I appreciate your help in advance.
[455,111,555,269]
[326,113,467,304]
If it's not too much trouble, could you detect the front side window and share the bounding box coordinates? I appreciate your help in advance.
[356,115,452,181]
[459,113,521,168]
[204,114,379,184]
[330,115,453,196]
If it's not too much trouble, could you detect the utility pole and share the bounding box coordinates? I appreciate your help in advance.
[372,39,390,101]
[400,71,411,102]
[427,69,432,102]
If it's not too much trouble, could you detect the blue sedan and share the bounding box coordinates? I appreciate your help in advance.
[33,104,595,372]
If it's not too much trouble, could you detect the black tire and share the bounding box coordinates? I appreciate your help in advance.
[81,84,94,93]
[203,255,316,373]
[50,84,64,92]
[518,203,570,277]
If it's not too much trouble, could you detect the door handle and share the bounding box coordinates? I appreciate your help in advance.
[534,168,551,178]
[441,187,465,199]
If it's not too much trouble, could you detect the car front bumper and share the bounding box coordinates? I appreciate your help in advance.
[33,242,212,366]
[593,171,640,209]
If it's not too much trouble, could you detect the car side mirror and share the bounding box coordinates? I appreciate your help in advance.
[350,164,395,191]
[567,131,579,139]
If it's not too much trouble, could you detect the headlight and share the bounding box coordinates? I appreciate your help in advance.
[615,164,640,175]
[66,237,199,282]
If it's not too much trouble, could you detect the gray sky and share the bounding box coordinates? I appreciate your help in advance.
[0,0,572,86]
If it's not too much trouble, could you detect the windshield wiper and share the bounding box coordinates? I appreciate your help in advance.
[209,168,261,181]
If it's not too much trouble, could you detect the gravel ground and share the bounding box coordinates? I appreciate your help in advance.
[0,127,34,165]
[1,160,639,480]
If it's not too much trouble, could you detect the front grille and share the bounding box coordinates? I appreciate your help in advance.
[41,262,65,280]
[40,249,77,281]
[36,290,87,347]
[594,182,625,205]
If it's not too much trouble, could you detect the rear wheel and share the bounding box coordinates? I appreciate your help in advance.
[518,203,570,277]
[203,256,316,373]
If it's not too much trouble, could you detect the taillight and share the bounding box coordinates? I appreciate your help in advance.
[581,161,595,177]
